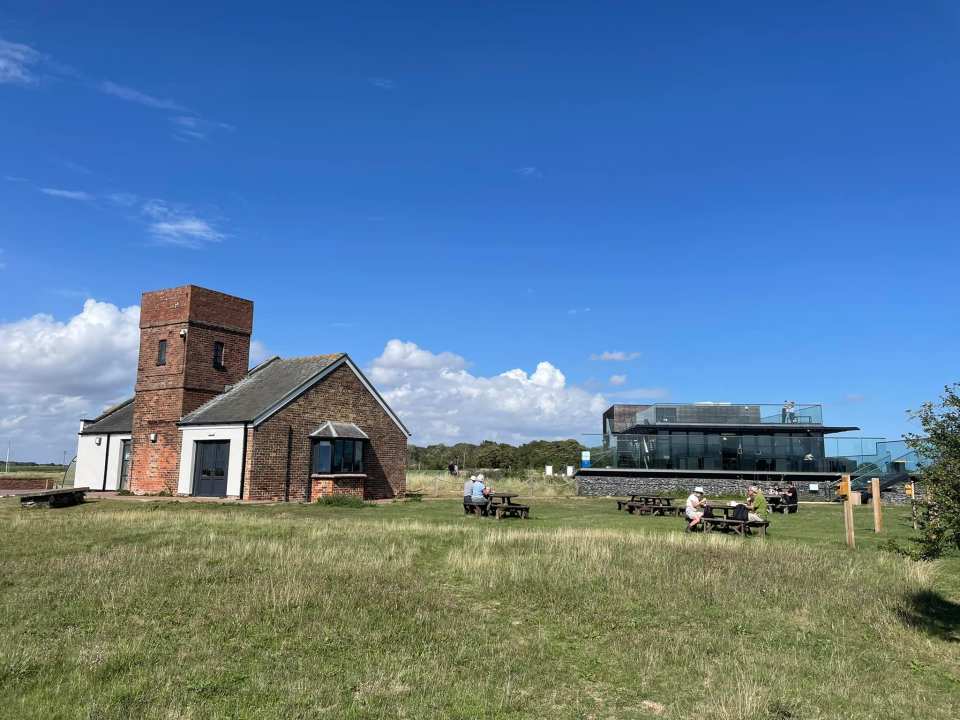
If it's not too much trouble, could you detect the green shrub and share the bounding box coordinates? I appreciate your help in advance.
[315,495,367,508]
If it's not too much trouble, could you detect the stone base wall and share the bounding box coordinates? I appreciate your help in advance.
[576,473,918,504]
[311,474,364,499]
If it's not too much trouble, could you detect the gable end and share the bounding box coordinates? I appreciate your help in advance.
[251,356,411,437]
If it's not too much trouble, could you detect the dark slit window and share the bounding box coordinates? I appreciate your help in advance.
[157,339,167,366]
[213,341,225,370]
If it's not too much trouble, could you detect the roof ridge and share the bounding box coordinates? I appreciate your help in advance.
[84,396,135,424]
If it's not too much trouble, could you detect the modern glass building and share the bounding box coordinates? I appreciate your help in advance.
[586,402,906,481]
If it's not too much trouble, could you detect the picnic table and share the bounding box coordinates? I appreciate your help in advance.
[463,492,530,519]
[19,487,88,508]
[700,502,769,537]
[487,492,530,520]
[618,495,683,516]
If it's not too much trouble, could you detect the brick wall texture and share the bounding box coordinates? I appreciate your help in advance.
[130,285,252,494]
[244,363,407,501]
[124,285,405,501]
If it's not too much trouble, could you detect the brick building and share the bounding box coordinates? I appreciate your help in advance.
[74,285,409,500]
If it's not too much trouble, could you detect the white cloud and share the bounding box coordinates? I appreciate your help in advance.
[515,166,543,178]
[97,80,187,112]
[0,39,41,84]
[0,300,140,463]
[0,301,282,462]
[590,350,641,361]
[141,199,224,247]
[567,307,591,316]
[369,339,607,445]
[609,374,627,386]
[369,77,396,90]
[39,187,92,201]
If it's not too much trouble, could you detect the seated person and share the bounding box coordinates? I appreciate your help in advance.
[476,473,492,497]
[746,485,769,523]
[464,475,476,504]
[685,486,706,531]
[470,475,488,505]
[784,483,799,512]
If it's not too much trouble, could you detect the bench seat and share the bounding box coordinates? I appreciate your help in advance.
[701,516,770,537]
[19,487,88,508]
[493,504,529,519]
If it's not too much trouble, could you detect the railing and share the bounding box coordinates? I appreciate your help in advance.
[582,433,886,474]
[627,403,823,427]
[850,441,925,490]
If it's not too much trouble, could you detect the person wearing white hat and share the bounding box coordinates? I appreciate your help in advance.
[464,475,476,505]
[685,486,706,532]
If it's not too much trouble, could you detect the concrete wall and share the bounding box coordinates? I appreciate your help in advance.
[177,425,246,497]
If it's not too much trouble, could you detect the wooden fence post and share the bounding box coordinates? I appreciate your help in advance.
[871,477,882,533]
[841,474,855,549]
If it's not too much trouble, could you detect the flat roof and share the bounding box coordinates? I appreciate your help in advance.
[616,424,859,435]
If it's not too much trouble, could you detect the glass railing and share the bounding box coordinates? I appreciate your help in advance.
[581,433,883,474]
[627,403,823,427]
[850,440,925,488]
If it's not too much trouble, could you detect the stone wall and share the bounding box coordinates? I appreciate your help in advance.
[576,473,919,504]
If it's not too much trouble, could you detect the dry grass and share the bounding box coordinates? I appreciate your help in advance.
[0,498,957,719]
[406,468,576,497]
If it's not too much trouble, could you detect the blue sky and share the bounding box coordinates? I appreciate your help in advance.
[2,1,959,460]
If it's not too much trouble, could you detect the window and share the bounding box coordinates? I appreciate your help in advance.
[156,339,167,366]
[213,341,225,370]
[311,439,364,474]
[311,441,332,474]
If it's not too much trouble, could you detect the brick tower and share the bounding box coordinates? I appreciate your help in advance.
[129,285,253,494]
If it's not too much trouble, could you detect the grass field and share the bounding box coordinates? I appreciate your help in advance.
[1,496,958,719]
[406,468,577,497]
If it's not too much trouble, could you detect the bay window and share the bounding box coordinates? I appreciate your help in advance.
[311,439,364,474]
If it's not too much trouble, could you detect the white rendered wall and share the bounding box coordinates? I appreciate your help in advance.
[75,434,131,490]
[177,425,245,497]
[75,434,107,490]
[103,434,131,490]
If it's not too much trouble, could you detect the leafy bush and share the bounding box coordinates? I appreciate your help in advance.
[315,495,367,508]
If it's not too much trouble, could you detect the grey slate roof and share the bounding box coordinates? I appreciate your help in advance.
[309,421,369,439]
[179,354,346,425]
[80,398,135,435]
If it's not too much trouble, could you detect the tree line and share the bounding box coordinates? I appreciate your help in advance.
[408,439,586,472]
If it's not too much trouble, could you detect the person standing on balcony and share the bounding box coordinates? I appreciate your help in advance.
[782,400,796,424]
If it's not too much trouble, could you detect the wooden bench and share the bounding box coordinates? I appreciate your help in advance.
[772,503,798,514]
[19,487,88,508]
[701,516,770,537]
[625,500,683,517]
[493,504,529,520]
[463,500,489,516]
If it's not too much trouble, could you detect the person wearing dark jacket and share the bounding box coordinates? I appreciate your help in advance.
[784,484,799,513]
